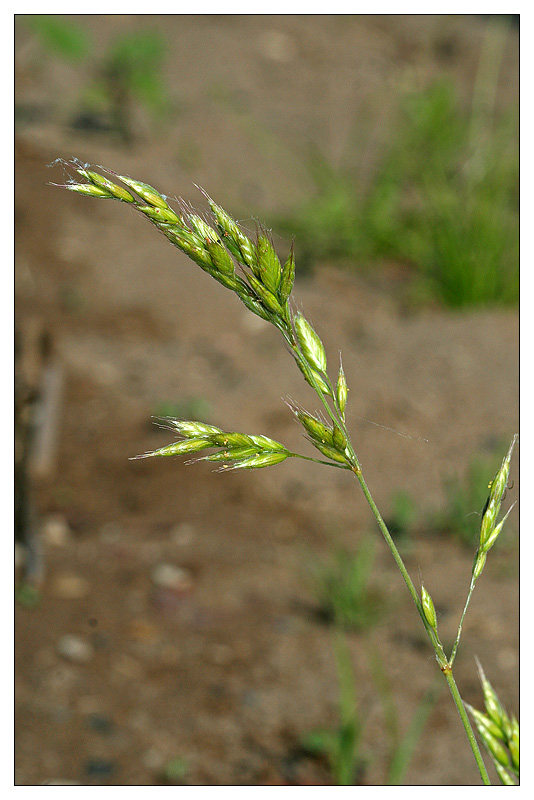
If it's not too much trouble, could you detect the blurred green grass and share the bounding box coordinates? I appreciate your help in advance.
[274,73,518,309]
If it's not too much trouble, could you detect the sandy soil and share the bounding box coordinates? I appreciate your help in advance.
[15,14,518,786]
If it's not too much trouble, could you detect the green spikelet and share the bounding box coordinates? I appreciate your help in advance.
[137,204,182,224]
[296,411,334,446]
[295,314,327,373]
[336,361,348,417]
[65,183,114,198]
[421,584,437,630]
[256,233,282,293]
[134,438,214,459]
[225,452,289,470]
[204,195,256,268]
[246,273,285,316]
[116,175,169,208]
[82,170,136,203]
[279,245,295,304]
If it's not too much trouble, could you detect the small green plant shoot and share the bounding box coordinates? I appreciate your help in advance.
[310,537,385,630]
[53,159,518,785]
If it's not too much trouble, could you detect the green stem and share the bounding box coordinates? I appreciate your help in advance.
[354,469,444,655]
[442,667,491,785]
[289,452,351,470]
[352,468,490,785]
[281,308,490,783]
[449,577,476,667]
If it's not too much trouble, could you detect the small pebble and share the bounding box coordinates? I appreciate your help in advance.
[127,618,160,643]
[42,515,71,546]
[151,563,194,593]
[170,522,195,546]
[56,634,93,664]
[99,521,123,543]
[258,29,297,63]
[142,747,165,771]
[51,573,90,599]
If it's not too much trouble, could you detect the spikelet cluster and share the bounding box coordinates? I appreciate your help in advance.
[133,419,290,471]
[472,435,518,580]
[53,160,354,470]
[287,402,354,468]
[53,161,296,334]
[466,659,519,785]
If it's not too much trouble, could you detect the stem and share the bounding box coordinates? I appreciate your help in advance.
[354,468,444,656]
[449,577,476,667]
[352,468,490,785]
[289,452,351,470]
[280,306,491,783]
[442,667,491,785]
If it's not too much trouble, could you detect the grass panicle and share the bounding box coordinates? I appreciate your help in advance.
[56,160,518,785]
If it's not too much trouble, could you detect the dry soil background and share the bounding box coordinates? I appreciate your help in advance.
[15,14,518,786]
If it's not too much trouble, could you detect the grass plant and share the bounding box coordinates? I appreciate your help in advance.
[273,26,518,308]
[53,160,518,784]
[302,631,440,785]
[309,537,385,630]
[301,633,364,785]
[20,16,171,141]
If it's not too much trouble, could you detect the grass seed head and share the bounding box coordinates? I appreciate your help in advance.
[238,293,276,323]
[494,762,516,786]
[165,420,223,437]
[480,434,517,546]
[209,432,255,449]
[294,356,331,395]
[509,717,519,772]
[336,361,348,417]
[256,233,282,293]
[246,273,285,316]
[294,314,327,373]
[476,658,510,734]
[137,204,181,224]
[309,440,350,465]
[187,213,220,244]
[81,170,136,203]
[333,425,347,452]
[162,227,214,270]
[201,447,258,462]
[466,704,506,742]
[205,239,236,277]
[472,551,487,580]
[116,175,169,208]
[480,502,516,556]
[296,410,334,447]
[421,584,437,630]
[248,435,288,452]
[223,451,289,470]
[203,194,256,268]
[64,183,115,198]
[134,438,214,459]
[279,245,295,304]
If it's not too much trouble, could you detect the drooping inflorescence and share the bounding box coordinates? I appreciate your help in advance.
[52,160,354,470]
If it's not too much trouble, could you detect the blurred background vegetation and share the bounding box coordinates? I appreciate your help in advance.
[16,14,518,310]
